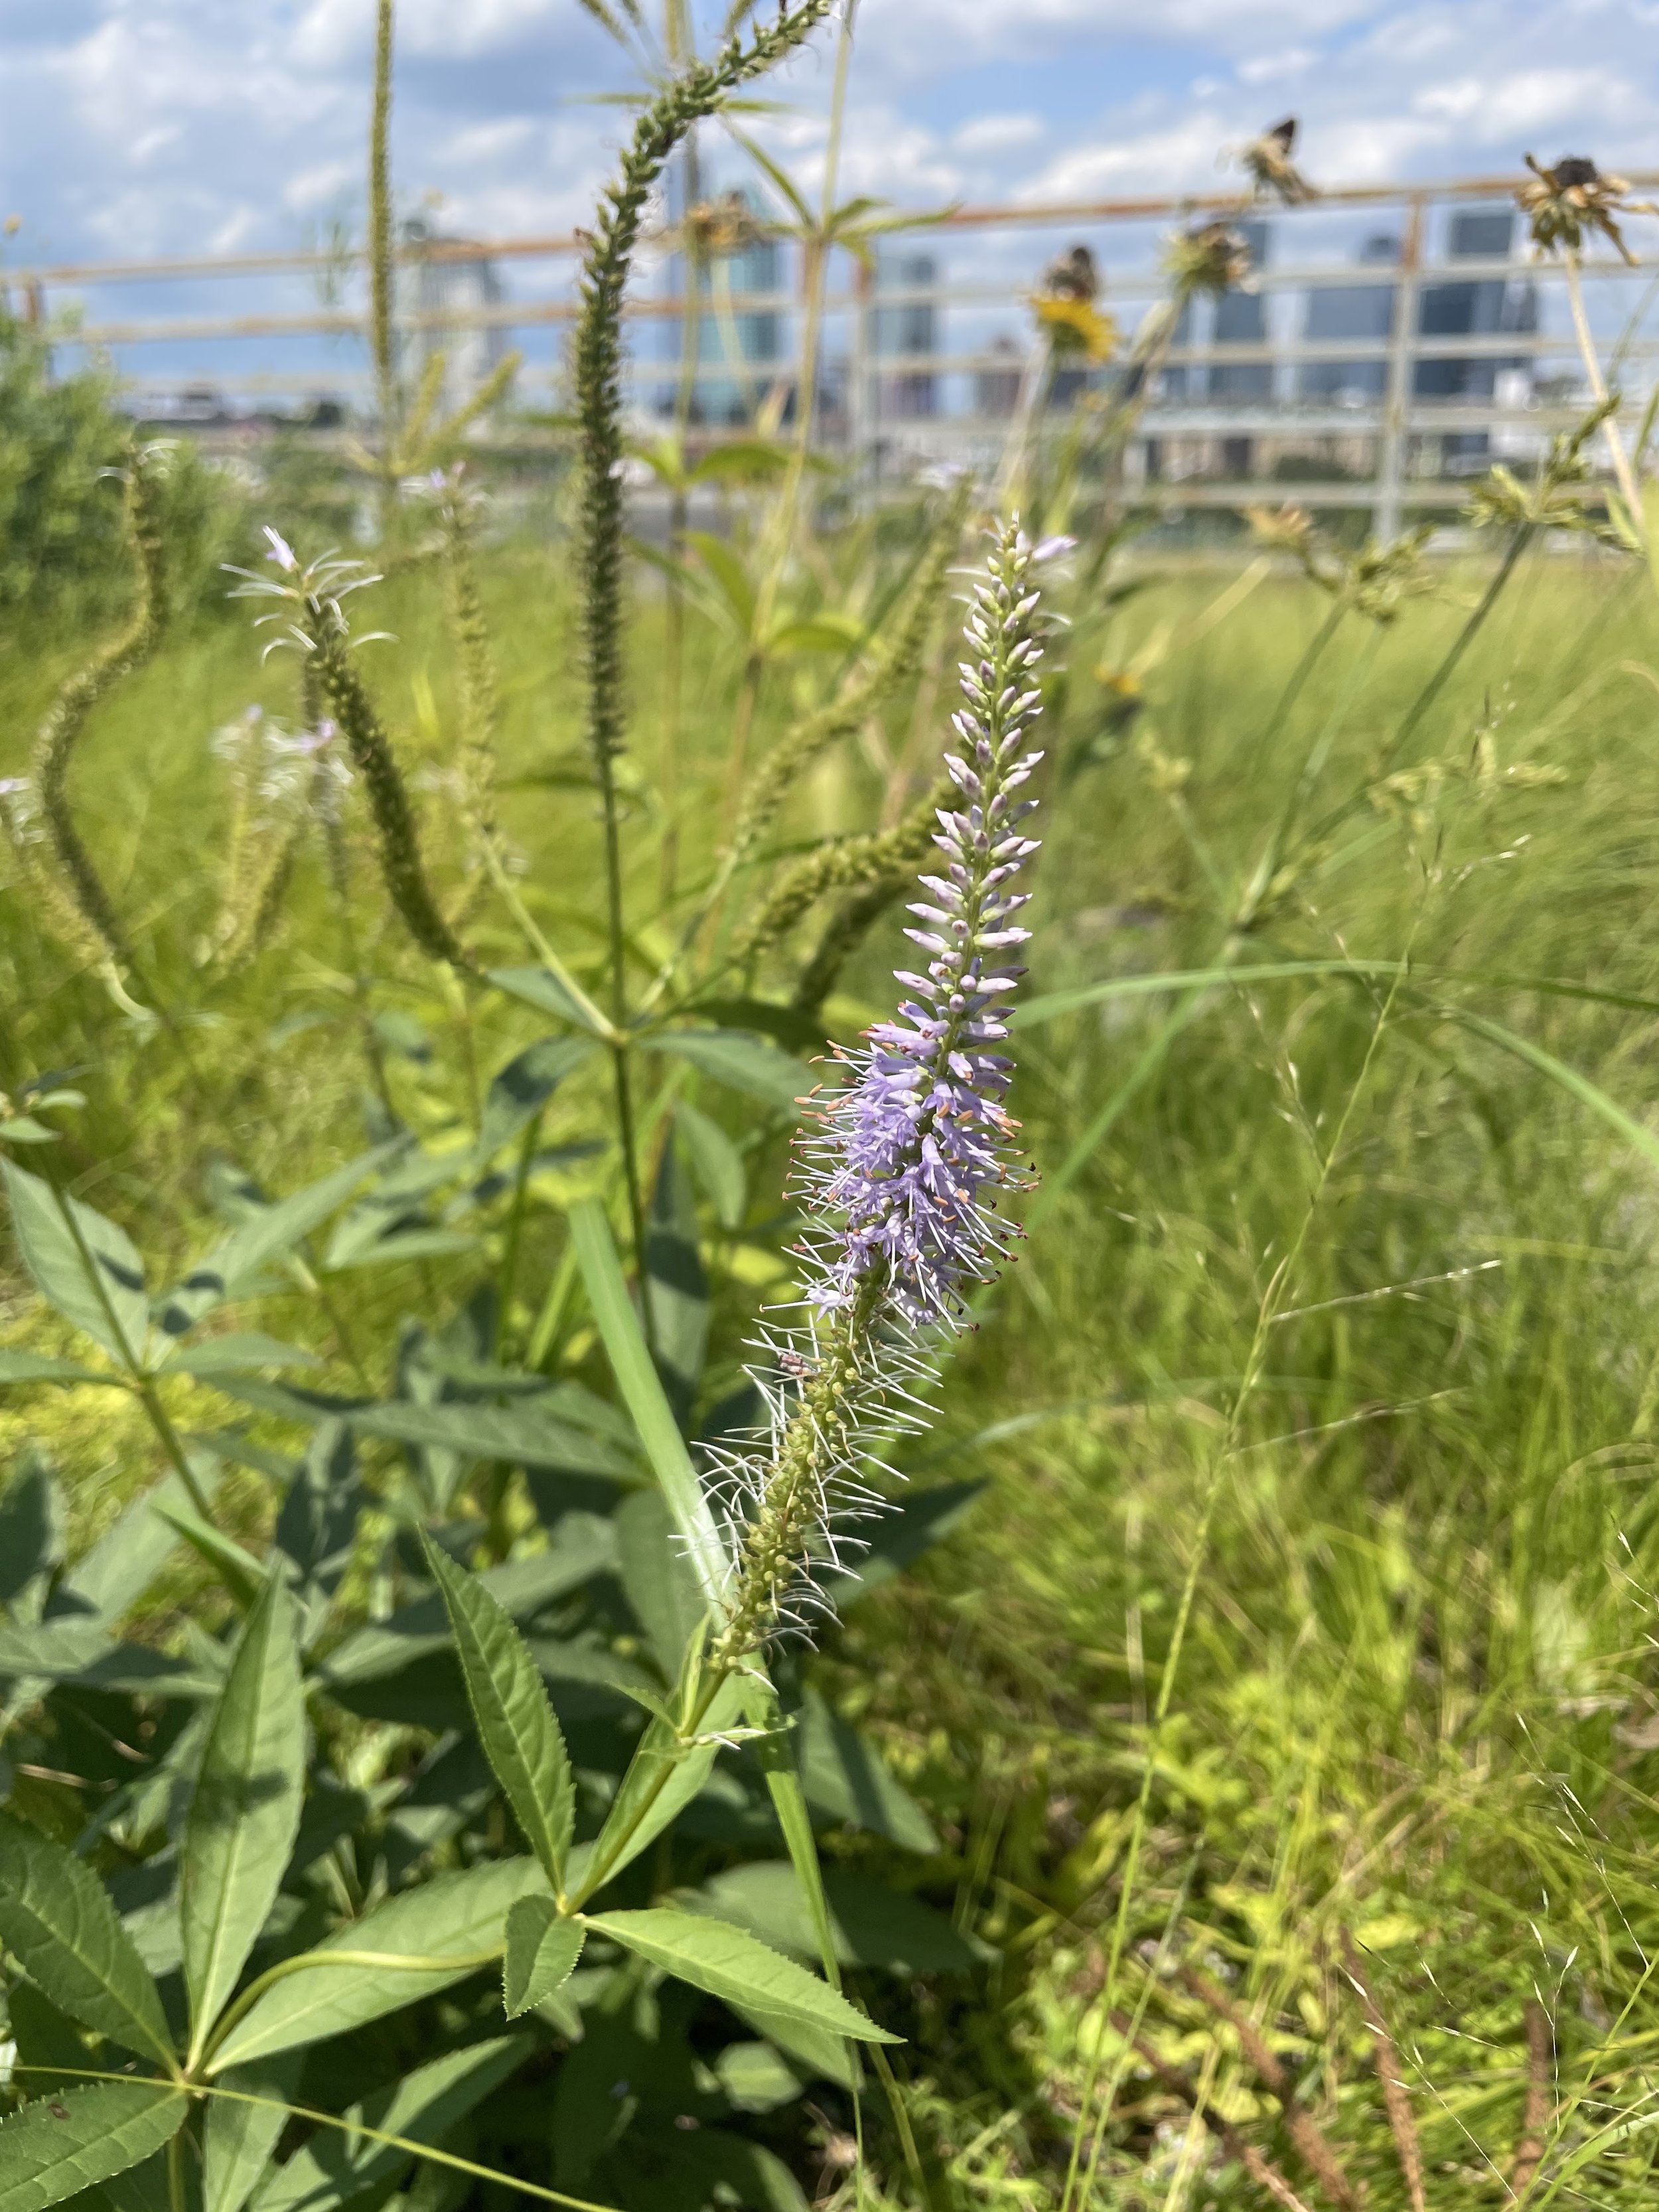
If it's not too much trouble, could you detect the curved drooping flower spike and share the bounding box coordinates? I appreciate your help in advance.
[702,517,1052,1668]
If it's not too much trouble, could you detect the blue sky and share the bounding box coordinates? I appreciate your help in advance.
[2,1,1657,392]
[4,0,1657,263]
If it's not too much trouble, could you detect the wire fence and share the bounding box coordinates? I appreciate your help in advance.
[9,168,1659,535]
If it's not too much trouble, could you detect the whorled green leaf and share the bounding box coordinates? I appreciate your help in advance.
[488,967,608,1035]
[155,1143,404,1337]
[0,1812,175,2067]
[2,1160,151,1371]
[421,1534,575,1889]
[614,1490,706,1682]
[207,1858,545,2072]
[248,2036,526,2212]
[182,1572,306,2060]
[202,2053,304,2212]
[0,2081,186,2212]
[502,1894,585,2019]
[585,1908,899,2043]
[639,1029,814,1115]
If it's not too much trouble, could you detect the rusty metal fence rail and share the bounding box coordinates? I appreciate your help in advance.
[8,169,1659,536]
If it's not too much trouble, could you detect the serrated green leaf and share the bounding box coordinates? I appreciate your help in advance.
[0,2082,186,2212]
[2,1160,150,1371]
[182,1574,306,2061]
[247,2038,525,2212]
[206,1859,545,2072]
[568,1197,728,1607]
[318,1530,616,1690]
[421,1534,575,1889]
[160,1335,322,1378]
[640,1030,813,1114]
[0,1812,175,2067]
[502,1895,585,2018]
[725,1998,860,2089]
[203,2053,304,2212]
[585,1909,899,2042]
[0,1351,115,1387]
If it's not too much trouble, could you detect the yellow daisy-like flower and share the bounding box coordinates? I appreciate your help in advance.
[1033,293,1119,363]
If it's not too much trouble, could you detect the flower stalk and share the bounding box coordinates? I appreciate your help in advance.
[703,518,1048,1670]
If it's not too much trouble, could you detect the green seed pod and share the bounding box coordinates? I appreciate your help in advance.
[305,620,474,972]
[29,444,170,970]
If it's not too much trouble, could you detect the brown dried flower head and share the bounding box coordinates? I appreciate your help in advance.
[678,189,768,259]
[1518,153,1656,265]
[1165,219,1252,299]
[1239,116,1315,205]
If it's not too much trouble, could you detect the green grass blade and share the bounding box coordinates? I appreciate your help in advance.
[567,1195,729,1605]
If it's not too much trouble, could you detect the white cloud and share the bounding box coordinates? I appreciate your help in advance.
[1238,45,1316,81]
[954,113,1046,155]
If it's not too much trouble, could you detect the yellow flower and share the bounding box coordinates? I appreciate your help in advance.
[1033,293,1119,363]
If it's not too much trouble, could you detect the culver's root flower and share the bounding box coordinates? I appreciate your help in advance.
[703,518,1050,1671]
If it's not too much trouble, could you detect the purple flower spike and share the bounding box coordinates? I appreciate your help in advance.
[802,518,1045,1327]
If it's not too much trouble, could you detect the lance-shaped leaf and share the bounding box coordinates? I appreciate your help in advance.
[0,2082,187,2212]
[248,2036,526,2212]
[203,2053,304,2212]
[206,1858,545,2072]
[0,1452,62,1606]
[569,1196,728,1604]
[640,1029,813,1114]
[2,1159,151,1370]
[0,1813,175,2066]
[572,1672,748,1902]
[584,1909,899,2043]
[182,1572,306,2061]
[421,1534,575,1890]
[502,1895,585,2020]
[155,1143,404,1337]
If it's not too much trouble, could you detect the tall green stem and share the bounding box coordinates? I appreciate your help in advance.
[571,0,833,1317]
[369,0,399,538]
[1564,248,1642,528]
